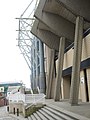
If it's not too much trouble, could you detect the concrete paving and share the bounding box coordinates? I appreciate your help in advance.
[0,106,28,120]
[0,106,16,120]
[0,100,90,119]
[45,99,90,119]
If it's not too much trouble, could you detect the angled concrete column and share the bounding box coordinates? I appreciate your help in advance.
[46,49,52,98]
[54,37,65,101]
[31,47,33,89]
[86,68,90,102]
[46,49,55,98]
[39,41,46,93]
[35,39,39,88]
[36,55,39,87]
[70,16,83,105]
[32,46,36,90]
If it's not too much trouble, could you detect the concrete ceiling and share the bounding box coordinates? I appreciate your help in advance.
[31,0,90,51]
[43,0,90,29]
[31,19,71,51]
[57,0,90,21]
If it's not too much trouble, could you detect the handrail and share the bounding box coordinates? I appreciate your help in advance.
[25,94,46,110]
[8,92,45,106]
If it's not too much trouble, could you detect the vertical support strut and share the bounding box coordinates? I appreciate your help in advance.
[54,37,65,101]
[70,16,83,105]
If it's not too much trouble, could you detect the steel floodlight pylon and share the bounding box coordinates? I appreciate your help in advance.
[17,0,40,71]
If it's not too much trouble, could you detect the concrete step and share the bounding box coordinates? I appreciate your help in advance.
[33,113,42,120]
[47,104,90,120]
[41,108,62,120]
[39,109,55,120]
[36,111,48,120]
[46,105,77,120]
[31,114,37,120]
[28,117,32,120]
[44,106,73,120]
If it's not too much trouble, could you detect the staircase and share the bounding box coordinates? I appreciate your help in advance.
[27,104,89,120]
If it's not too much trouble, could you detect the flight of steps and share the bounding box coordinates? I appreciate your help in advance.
[27,104,89,120]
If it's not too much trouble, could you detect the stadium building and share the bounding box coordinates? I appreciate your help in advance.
[31,0,90,105]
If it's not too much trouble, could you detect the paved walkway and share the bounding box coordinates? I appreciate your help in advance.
[45,99,90,119]
[0,100,90,119]
[0,106,16,120]
[0,106,28,120]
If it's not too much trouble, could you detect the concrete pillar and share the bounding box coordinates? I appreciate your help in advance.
[46,49,55,98]
[54,37,65,101]
[86,68,90,102]
[32,40,36,90]
[30,46,33,89]
[36,56,39,87]
[35,39,39,88]
[70,16,83,105]
[32,48,35,90]
[39,40,45,93]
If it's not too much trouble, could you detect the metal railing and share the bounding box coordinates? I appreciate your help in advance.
[8,92,25,102]
[25,94,46,110]
[25,94,45,104]
[8,92,45,104]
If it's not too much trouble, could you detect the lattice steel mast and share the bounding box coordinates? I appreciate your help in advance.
[17,0,45,93]
[16,0,40,71]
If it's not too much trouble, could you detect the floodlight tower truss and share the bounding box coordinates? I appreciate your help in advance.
[17,0,40,71]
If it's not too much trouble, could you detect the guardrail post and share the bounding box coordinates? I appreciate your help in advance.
[7,106,9,112]
[13,108,15,114]
[17,108,19,116]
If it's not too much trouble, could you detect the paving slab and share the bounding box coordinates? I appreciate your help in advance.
[45,99,90,119]
[0,106,28,120]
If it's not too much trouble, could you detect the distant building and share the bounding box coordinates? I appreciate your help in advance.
[0,81,22,107]
[0,81,22,94]
[0,87,4,93]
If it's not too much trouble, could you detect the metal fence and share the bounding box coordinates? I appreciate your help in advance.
[8,92,45,104]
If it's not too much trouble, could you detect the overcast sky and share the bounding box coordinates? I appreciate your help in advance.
[0,0,33,88]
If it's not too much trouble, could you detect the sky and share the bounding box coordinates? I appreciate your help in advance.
[0,0,33,88]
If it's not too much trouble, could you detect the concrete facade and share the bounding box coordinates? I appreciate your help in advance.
[31,0,90,105]
[44,31,90,103]
[9,102,23,114]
